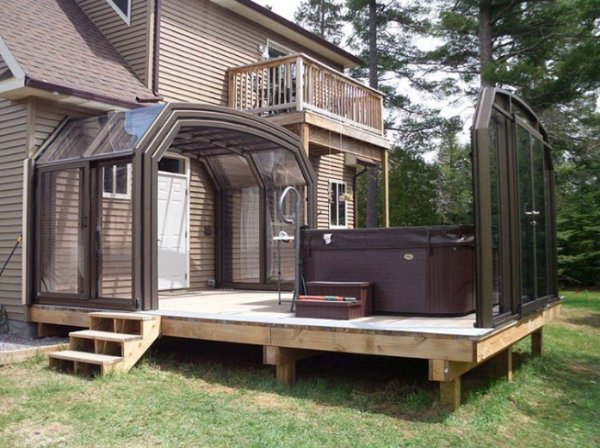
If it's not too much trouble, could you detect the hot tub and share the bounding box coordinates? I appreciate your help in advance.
[300,226,475,315]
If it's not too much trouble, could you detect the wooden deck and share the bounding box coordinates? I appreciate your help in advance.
[29,290,561,409]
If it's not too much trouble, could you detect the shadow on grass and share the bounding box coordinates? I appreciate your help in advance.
[144,337,536,423]
[564,312,600,329]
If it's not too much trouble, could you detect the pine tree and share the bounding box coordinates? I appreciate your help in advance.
[428,0,600,108]
[294,0,345,45]
[436,132,473,225]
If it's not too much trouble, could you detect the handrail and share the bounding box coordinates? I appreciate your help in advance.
[229,53,385,97]
[278,186,302,311]
[228,53,385,134]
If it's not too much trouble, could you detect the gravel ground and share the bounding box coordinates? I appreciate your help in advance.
[0,334,68,352]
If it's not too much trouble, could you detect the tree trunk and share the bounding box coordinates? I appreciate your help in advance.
[479,0,494,87]
[320,0,325,37]
[367,0,379,227]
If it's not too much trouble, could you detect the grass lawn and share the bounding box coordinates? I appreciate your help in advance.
[0,291,598,448]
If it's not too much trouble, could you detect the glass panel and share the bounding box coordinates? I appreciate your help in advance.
[98,162,133,299]
[210,154,258,189]
[158,157,185,174]
[329,182,347,227]
[532,138,548,298]
[38,105,164,165]
[266,186,300,283]
[489,115,503,315]
[89,106,164,158]
[103,166,113,194]
[212,155,261,284]
[517,126,535,303]
[39,169,84,294]
[252,150,306,187]
[338,183,347,227]
[115,165,128,195]
[226,186,261,283]
[38,115,109,164]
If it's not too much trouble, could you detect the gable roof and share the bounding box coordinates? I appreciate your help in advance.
[0,0,155,108]
[213,0,363,69]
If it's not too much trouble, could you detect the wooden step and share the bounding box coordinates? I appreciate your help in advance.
[70,330,142,343]
[88,312,159,321]
[49,350,123,365]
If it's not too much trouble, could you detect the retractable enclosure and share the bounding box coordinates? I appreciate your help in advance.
[30,104,315,311]
[472,88,559,327]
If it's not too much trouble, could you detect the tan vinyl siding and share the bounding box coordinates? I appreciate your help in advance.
[0,100,28,321]
[76,0,151,84]
[189,158,216,289]
[100,193,134,299]
[310,153,355,229]
[32,101,93,154]
[227,188,261,283]
[159,0,343,104]
[38,169,83,295]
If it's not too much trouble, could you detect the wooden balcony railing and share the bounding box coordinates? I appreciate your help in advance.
[228,54,385,135]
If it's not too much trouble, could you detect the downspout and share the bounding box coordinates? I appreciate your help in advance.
[152,0,162,97]
[353,166,368,228]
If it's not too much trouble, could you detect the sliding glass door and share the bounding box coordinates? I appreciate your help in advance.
[516,122,551,314]
[473,88,558,327]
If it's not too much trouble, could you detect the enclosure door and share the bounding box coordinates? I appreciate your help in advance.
[516,123,550,314]
[157,172,190,290]
[36,165,89,301]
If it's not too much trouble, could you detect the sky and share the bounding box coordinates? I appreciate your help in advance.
[250,0,474,158]
[252,1,300,20]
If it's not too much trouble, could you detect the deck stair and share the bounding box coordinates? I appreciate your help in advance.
[48,312,161,376]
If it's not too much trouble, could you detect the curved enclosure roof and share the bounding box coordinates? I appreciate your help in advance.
[473,88,549,140]
[35,103,314,191]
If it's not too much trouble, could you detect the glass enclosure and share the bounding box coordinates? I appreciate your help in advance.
[31,104,315,310]
[38,167,86,296]
[473,88,558,327]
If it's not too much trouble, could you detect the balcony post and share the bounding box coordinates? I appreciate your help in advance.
[296,56,304,112]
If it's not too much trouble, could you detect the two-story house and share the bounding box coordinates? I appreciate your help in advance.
[0,0,389,334]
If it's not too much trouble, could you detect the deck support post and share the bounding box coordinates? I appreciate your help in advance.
[429,359,476,410]
[263,346,318,385]
[479,347,513,382]
[439,378,461,410]
[531,328,543,357]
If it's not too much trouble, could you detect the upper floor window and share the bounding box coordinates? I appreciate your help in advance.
[106,0,131,25]
[264,40,292,59]
[329,180,348,228]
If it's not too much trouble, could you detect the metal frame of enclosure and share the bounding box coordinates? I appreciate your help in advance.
[472,88,559,328]
[27,104,316,312]
[26,90,560,330]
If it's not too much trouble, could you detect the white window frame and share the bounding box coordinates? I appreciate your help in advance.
[329,180,348,229]
[103,164,132,200]
[266,39,293,59]
[105,0,132,26]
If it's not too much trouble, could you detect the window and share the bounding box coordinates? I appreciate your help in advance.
[103,163,131,199]
[266,40,291,59]
[329,181,347,228]
[106,0,131,25]
[158,157,186,175]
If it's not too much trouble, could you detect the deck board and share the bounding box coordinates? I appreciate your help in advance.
[152,290,490,338]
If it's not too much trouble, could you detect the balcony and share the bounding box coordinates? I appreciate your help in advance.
[228,54,385,137]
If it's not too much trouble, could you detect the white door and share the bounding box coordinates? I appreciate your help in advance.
[157,173,189,290]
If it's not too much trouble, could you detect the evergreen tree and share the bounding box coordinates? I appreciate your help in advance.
[294,0,345,45]
[428,0,600,108]
[436,132,473,225]
[345,0,455,226]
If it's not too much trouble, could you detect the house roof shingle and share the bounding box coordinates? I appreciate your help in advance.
[0,0,154,107]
